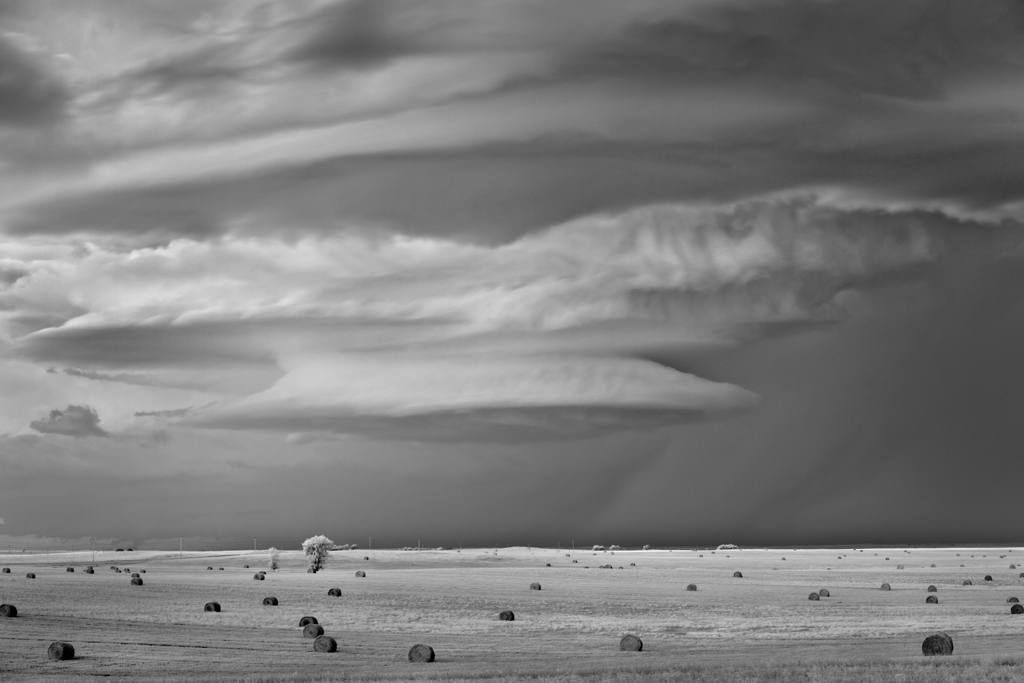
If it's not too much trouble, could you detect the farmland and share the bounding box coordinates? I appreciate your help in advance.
[2,546,1024,682]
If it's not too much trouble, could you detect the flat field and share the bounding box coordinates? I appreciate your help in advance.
[2,546,1024,682]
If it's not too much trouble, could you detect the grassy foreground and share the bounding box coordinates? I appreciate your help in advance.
[32,658,1024,683]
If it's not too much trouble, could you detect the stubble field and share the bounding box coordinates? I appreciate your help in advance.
[2,546,1024,682]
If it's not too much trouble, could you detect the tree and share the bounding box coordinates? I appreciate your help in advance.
[302,535,333,573]
[268,547,280,571]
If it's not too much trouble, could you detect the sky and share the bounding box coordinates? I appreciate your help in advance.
[2,0,1024,550]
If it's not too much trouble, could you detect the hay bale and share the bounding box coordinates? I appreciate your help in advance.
[0,604,17,617]
[530,582,541,590]
[1008,597,1019,603]
[630,563,636,567]
[818,588,830,597]
[66,567,74,573]
[243,565,249,568]
[47,642,75,661]
[327,588,342,597]
[253,573,264,580]
[364,556,369,560]
[355,570,365,578]
[1020,573,1024,578]
[572,560,578,564]
[84,568,94,574]
[926,595,938,603]
[619,634,643,651]
[1011,565,1017,569]
[1,568,8,573]
[1012,604,1024,615]
[140,570,146,573]
[299,616,319,627]
[963,580,973,585]
[922,632,953,656]
[498,609,515,621]
[545,563,551,567]
[897,565,905,570]
[203,602,221,612]
[303,623,325,638]
[733,571,743,578]
[263,597,279,606]
[207,567,213,570]
[25,573,35,579]
[985,575,993,581]
[927,585,937,592]
[408,643,435,662]
[219,568,224,571]
[131,577,143,586]
[131,573,140,578]
[880,583,890,590]
[313,635,337,652]
[930,564,936,568]
[686,584,697,591]
[808,592,820,601]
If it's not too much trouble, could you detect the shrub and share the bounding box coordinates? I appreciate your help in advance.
[268,547,280,571]
[302,535,333,574]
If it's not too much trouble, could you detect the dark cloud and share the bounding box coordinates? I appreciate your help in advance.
[29,404,108,437]
[288,0,414,69]
[0,35,68,126]
[134,407,192,418]
[563,0,1024,100]
[195,405,750,444]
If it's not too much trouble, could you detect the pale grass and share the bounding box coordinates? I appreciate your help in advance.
[3,546,1024,681]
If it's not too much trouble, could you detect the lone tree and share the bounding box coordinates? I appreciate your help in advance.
[302,535,333,573]
[268,547,280,571]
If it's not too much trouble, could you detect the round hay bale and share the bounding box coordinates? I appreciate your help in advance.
[66,567,74,572]
[258,570,266,574]
[116,569,122,573]
[818,588,830,597]
[140,569,146,573]
[218,568,224,571]
[1012,604,1024,615]
[313,635,337,652]
[630,563,635,567]
[131,573,140,578]
[1012,564,1017,569]
[1020,573,1024,578]
[131,577,143,586]
[84,568,94,574]
[1,568,8,573]
[963,580,973,585]
[111,566,117,570]
[327,588,342,597]
[897,564,905,570]
[203,602,220,612]
[253,573,264,580]
[25,573,35,579]
[922,632,953,656]
[686,584,697,591]
[207,566,213,570]
[572,560,577,564]
[408,643,435,662]
[985,575,993,581]
[47,641,75,661]
[880,583,890,590]
[299,616,319,627]
[927,585,937,592]
[545,563,551,567]
[262,597,278,606]
[364,556,369,560]
[1008,597,1019,603]
[355,570,365,577]
[733,571,743,578]
[0,604,17,617]
[808,592,820,601]
[926,595,938,604]
[499,609,515,621]
[243,565,249,568]
[619,634,643,651]
[303,623,325,638]
[530,582,541,590]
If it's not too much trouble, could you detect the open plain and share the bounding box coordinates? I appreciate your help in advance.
[2,546,1024,682]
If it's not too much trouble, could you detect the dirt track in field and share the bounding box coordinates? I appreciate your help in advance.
[2,546,1024,681]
